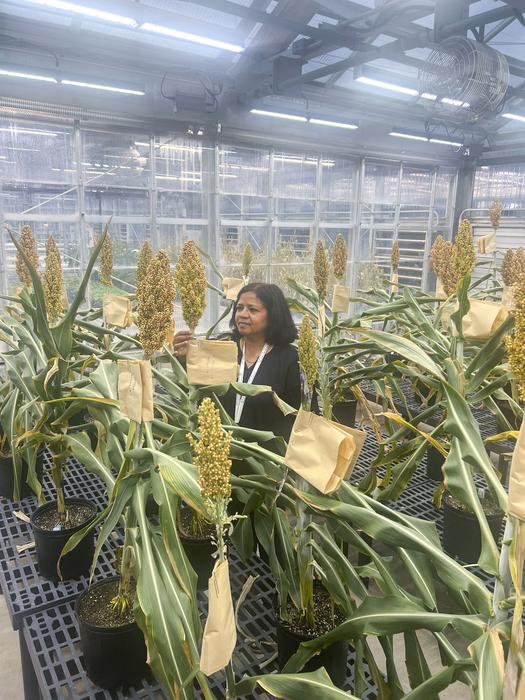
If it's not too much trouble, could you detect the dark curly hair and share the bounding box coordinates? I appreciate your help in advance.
[229,283,297,346]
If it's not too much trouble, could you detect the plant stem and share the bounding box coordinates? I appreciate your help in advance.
[51,452,67,525]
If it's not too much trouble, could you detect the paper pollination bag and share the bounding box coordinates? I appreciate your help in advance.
[186,339,238,386]
[502,285,514,310]
[200,559,237,676]
[331,284,351,313]
[222,277,245,301]
[117,359,154,423]
[435,277,447,299]
[103,294,132,328]
[285,409,366,494]
[477,232,497,254]
[390,272,399,295]
[462,299,508,340]
[509,419,525,521]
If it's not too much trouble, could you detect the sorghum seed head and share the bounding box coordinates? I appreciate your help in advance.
[137,249,176,357]
[43,235,65,325]
[16,225,39,288]
[512,248,525,283]
[313,241,329,303]
[99,232,113,286]
[489,200,502,232]
[502,249,515,286]
[332,234,348,282]
[298,316,318,394]
[453,218,475,282]
[391,240,400,270]
[242,243,254,279]
[174,240,207,332]
[505,271,525,404]
[188,397,231,502]
[136,241,153,291]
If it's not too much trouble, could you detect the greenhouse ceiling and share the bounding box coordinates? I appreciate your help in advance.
[0,0,524,164]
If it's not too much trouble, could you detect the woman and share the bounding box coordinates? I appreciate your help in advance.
[173,283,301,440]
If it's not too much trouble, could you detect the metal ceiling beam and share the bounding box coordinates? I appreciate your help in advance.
[439,5,518,36]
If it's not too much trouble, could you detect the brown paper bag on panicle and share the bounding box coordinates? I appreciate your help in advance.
[200,559,237,676]
[285,409,366,494]
[462,299,508,340]
[186,339,238,386]
[477,232,497,254]
[222,277,244,301]
[436,277,447,298]
[103,294,132,328]
[331,284,351,313]
[502,285,514,310]
[117,359,154,423]
[509,419,525,521]
[390,272,399,294]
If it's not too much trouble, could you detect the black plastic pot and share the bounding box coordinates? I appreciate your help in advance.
[31,498,96,581]
[76,577,148,690]
[443,495,504,564]
[426,446,444,481]
[0,450,44,501]
[332,400,357,428]
[275,615,348,688]
[179,529,215,589]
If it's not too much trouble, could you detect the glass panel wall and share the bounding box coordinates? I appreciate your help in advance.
[1,116,459,312]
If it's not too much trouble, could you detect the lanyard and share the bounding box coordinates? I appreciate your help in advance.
[235,343,269,423]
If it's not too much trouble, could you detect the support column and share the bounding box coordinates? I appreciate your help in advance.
[452,165,476,234]
[73,121,89,306]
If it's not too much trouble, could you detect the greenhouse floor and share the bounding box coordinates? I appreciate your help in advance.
[0,594,23,697]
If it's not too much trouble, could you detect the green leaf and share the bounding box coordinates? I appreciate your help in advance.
[64,431,115,492]
[404,631,432,690]
[235,669,358,699]
[469,629,505,700]
[402,659,475,699]
[356,329,445,380]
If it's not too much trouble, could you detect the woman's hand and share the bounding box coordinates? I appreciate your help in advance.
[173,330,192,358]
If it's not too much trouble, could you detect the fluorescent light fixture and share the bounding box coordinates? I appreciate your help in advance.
[0,68,57,83]
[62,79,144,95]
[429,138,462,147]
[250,109,307,122]
[140,22,244,53]
[356,76,418,97]
[390,131,428,142]
[0,127,57,136]
[22,0,138,27]
[309,117,358,130]
[156,175,201,182]
[134,141,150,147]
[441,97,463,107]
[420,92,437,101]
[502,112,525,123]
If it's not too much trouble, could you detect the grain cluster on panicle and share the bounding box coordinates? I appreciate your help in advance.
[453,218,475,281]
[242,243,253,279]
[332,234,348,282]
[174,240,207,332]
[188,397,232,503]
[313,240,329,303]
[136,249,176,357]
[136,240,153,291]
[489,199,502,231]
[505,271,525,403]
[502,249,515,286]
[43,234,65,324]
[431,235,457,294]
[512,248,525,283]
[391,240,400,270]
[298,316,318,396]
[99,232,113,286]
[16,225,39,287]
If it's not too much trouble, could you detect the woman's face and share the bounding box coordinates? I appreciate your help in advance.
[235,292,269,340]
